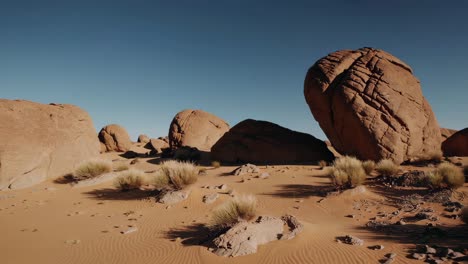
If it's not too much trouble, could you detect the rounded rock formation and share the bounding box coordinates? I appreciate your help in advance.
[168,109,229,151]
[99,124,132,152]
[304,47,442,164]
[211,119,334,164]
[137,134,150,144]
[0,99,100,190]
[442,128,467,156]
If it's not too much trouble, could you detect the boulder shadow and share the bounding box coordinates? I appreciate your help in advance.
[84,188,158,201]
[164,223,224,247]
[264,184,334,198]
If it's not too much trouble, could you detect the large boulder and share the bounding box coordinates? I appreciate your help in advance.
[146,138,169,153]
[168,109,229,151]
[440,128,457,140]
[304,47,442,164]
[0,99,100,190]
[211,119,334,164]
[98,124,132,152]
[442,128,468,156]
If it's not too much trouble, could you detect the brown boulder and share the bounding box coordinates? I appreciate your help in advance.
[146,138,169,153]
[0,99,100,190]
[442,128,468,156]
[440,128,457,140]
[98,124,132,152]
[137,134,150,144]
[168,109,229,151]
[211,119,334,164]
[304,47,442,164]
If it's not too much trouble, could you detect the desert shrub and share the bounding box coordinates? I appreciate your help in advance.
[328,156,366,188]
[72,159,112,181]
[114,169,145,191]
[211,161,221,168]
[210,195,257,229]
[152,160,198,190]
[362,160,376,175]
[428,162,464,189]
[113,163,129,172]
[376,159,399,177]
[461,207,468,224]
[318,160,327,170]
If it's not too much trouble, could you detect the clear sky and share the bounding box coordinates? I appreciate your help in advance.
[1,0,467,140]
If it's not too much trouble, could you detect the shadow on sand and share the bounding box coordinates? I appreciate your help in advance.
[163,223,225,247]
[264,183,334,198]
[83,188,157,201]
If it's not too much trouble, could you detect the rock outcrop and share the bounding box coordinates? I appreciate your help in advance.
[211,119,334,164]
[98,124,132,152]
[0,99,100,189]
[146,138,169,153]
[442,128,468,156]
[168,109,229,151]
[137,134,150,144]
[304,47,442,164]
[212,215,303,257]
[440,128,457,140]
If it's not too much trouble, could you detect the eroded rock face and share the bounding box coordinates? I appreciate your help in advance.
[98,124,132,152]
[212,215,302,257]
[168,109,229,151]
[442,128,468,156]
[304,47,442,164]
[211,119,334,164]
[0,100,100,189]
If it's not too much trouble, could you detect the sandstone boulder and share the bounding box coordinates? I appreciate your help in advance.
[0,100,100,189]
[137,134,150,144]
[211,119,334,164]
[146,138,169,153]
[168,109,229,151]
[442,128,468,156]
[440,128,457,140]
[304,47,442,164]
[99,124,132,152]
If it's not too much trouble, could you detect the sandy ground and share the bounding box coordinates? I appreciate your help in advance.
[1,149,467,264]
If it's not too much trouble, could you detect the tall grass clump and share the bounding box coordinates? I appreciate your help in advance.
[427,162,464,189]
[152,160,198,190]
[210,195,257,230]
[376,159,399,177]
[72,159,112,181]
[362,160,376,175]
[113,163,129,172]
[114,169,145,191]
[328,156,366,189]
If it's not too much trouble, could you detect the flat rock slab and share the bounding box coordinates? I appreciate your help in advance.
[212,214,302,257]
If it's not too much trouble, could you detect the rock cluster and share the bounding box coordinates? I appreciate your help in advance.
[99,124,132,152]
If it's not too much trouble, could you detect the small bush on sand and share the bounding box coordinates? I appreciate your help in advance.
[318,160,327,170]
[114,169,145,191]
[376,159,399,177]
[72,159,112,181]
[461,207,468,224]
[428,162,464,189]
[211,161,221,168]
[152,160,198,190]
[328,156,366,188]
[113,163,129,172]
[362,160,376,175]
[210,195,257,230]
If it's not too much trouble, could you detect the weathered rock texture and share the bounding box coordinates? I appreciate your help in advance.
[213,215,302,257]
[0,100,100,190]
[98,124,132,152]
[442,128,468,156]
[211,119,334,164]
[304,47,442,164]
[168,109,229,151]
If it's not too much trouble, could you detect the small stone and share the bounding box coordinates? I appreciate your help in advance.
[336,235,363,246]
[203,193,219,204]
[121,227,138,234]
[65,239,81,245]
[259,172,270,179]
[425,245,437,254]
[411,253,426,260]
[218,184,228,191]
[345,214,355,218]
[369,245,384,250]
[396,220,406,225]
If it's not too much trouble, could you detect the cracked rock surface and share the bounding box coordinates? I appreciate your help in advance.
[304,47,441,164]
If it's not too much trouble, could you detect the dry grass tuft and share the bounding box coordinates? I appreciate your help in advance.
[114,169,145,191]
[362,160,376,175]
[211,161,221,168]
[152,160,198,190]
[318,160,327,170]
[376,159,399,177]
[113,163,129,172]
[328,156,366,188]
[428,162,464,189]
[210,195,257,229]
[72,159,112,181]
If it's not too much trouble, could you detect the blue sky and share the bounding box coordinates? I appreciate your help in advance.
[1,0,467,140]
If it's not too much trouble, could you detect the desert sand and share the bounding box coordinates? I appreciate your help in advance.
[1,143,467,264]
